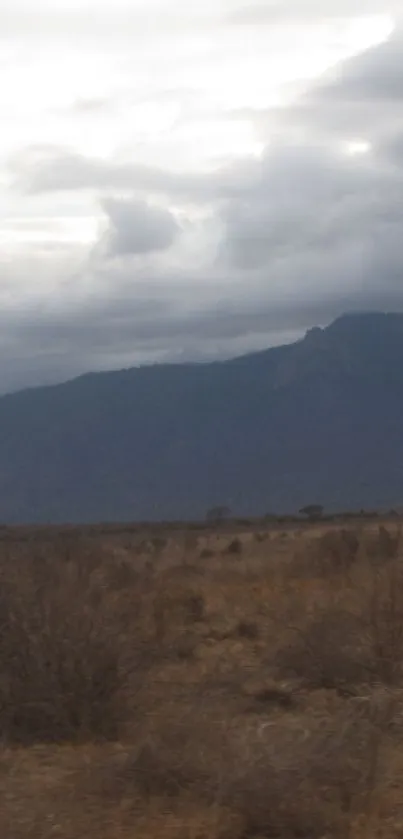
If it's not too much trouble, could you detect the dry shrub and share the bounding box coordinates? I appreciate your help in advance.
[42,533,111,572]
[236,620,260,640]
[365,559,403,684]
[249,683,296,710]
[222,709,380,838]
[103,558,140,590]
[94,704,385,839]
[276,604,371,690]
[151,536,168,553]
[0,553,145,745]
[308,528,361,575]
[365,525,401,561]
[92,711,227,803]
[200,548,215,559]
[277,556,403,690]
[183,533,199,556]
[152,568,206,644]
[223,538,242,556]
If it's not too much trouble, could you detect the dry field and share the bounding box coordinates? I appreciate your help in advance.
[1,516,403,837]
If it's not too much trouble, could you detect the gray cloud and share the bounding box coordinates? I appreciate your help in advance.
[14,33,403,204]
[313,32,403,102]
[217,142,403,270]
[286,31,403,145]
[11,146,262,207]
[6,81,403,393]
[102,197,180,256]
[2,4,403,392]
[12,148,215,201]
[2,254,403,395]
[13,149,180,195]
[4,150,403,392]
[382,131,403,165]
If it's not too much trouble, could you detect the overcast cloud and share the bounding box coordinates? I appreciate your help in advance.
[0,0,403,391]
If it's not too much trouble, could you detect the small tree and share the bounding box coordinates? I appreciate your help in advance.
[206,505,231,523]
[299,504,324,521]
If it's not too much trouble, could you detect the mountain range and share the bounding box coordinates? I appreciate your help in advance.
[1,311,403,523]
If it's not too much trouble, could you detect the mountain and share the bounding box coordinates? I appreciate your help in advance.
[0,311,403,523]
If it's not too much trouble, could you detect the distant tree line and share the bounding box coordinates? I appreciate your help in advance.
[204,502,391,525]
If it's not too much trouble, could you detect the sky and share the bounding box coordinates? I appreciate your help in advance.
[1,0,403,391]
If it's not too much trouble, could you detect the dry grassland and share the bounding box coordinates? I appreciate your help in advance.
[1,517,403,837]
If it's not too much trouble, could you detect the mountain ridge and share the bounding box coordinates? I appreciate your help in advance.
[0,311,402,523]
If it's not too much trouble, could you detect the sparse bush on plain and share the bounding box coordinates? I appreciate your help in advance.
[152,572,206,643]
[0,552,145,745]
[220,707,382,839]
[96,704,388,839]
[290,527,362,579]
[236,619,260,639]
[277,554,403,691]
[276,604,370,690]
[251,683,296,710]
[199,547,215,558]
[151,536,168,554]
[371,525,401,561]
[366,558,403,684]
[316,527,360,570]
[224,537,242,555]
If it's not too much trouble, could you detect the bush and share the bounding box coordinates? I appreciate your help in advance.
[277,557,403,690]
[289,528,361,581]
[369,525,401,561]
[224,538,243,555]
[95,705,384,839]
[225,704,388,839]
[366,559,403,683]
[314,528,360,572]
[199,548,215,559]
[151,536,167,554]
[0,554,142,745]
[251,684,296,710]
[236,620,260,640]
[152,573,206,643]
[276,606,371,690]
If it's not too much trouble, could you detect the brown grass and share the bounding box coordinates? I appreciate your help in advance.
[1,519,403,837]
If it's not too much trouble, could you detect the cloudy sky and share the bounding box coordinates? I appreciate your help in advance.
[1,0,402,391]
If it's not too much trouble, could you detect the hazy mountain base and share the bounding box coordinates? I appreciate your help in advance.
[1,517,403,837]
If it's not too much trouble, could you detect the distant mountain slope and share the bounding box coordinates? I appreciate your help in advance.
[0,311,403,523]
